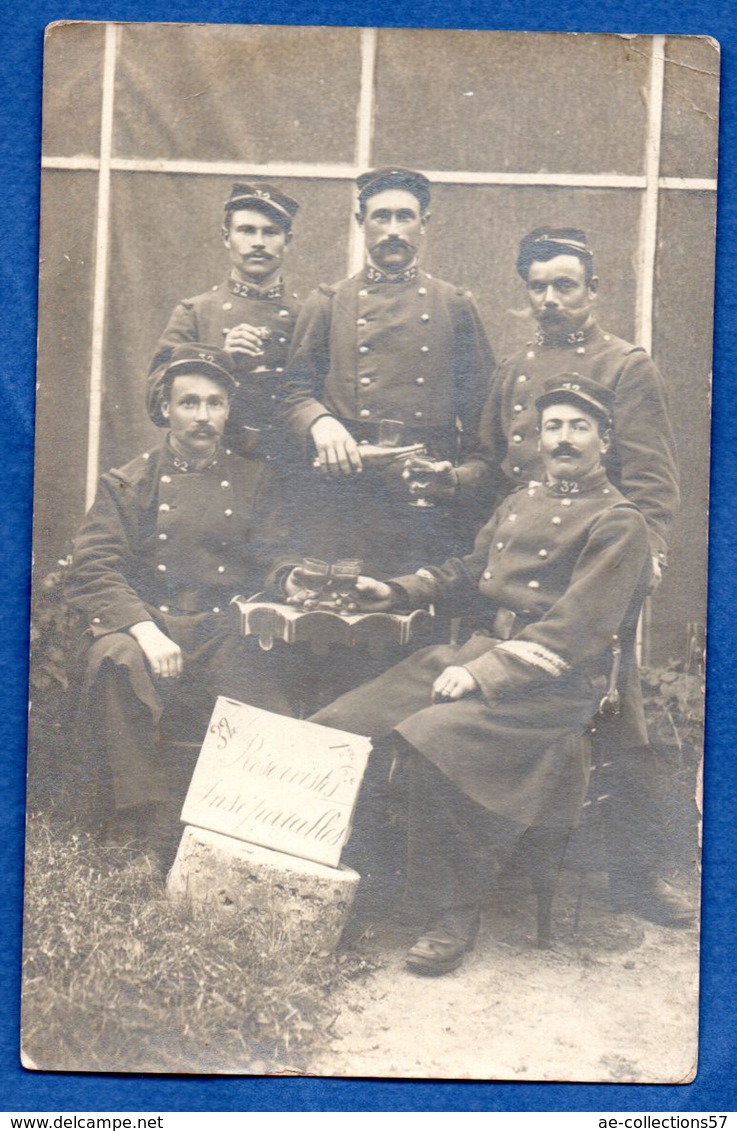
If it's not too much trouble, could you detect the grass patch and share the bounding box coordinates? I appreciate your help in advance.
[22,814,374,1074]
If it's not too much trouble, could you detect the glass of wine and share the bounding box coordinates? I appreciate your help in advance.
[329,559,364,613]
[297,558,330,605]
[403,454,436,508]
[378,418,404,447]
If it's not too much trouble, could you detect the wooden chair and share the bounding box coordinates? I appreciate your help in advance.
[520,635,623,948]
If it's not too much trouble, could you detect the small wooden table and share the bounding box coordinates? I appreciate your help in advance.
[231,596,434,656]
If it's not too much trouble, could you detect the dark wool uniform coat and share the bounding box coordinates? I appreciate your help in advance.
[312,467,650,830]
[478,320,679,563]
[147,277,301,462]
[65,441,293,813]
[277,267,496,575]
[477,319,679,829]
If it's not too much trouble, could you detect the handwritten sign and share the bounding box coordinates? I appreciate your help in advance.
[181,697,372,868]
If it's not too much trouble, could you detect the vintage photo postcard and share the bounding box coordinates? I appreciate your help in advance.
[22,22,716,1080]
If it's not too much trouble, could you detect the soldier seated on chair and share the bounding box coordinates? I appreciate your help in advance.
[65,344,296,869]
[287,374,654,975]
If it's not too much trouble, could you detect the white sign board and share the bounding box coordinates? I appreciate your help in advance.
[181,697,372,868]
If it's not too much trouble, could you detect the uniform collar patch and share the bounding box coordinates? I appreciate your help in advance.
[364,263,419,285]
[535,318,597,348]
[228,275,284,301]
[545,466,609,495]
[164,436,222,474]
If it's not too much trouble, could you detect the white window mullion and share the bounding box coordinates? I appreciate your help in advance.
[85,22,118,511]
[347,27,378,277]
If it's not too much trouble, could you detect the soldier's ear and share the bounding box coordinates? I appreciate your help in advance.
[355,210,365,228]
[222,225,230,246]
[420,211,431,234]
[161,399,170,422]
[588,274,599,298]
[599,426,611,454]
[284,229,293,246]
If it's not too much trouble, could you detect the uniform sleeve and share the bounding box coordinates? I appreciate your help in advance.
[451,293,497,499]
[277,288,335,444]
[64,475,154,637]
[389,509,502,612]
[463,505,650,702]
[611,350,680,562]
[473,359,514,505]
[246,463,294,577]
[146,300,199,421]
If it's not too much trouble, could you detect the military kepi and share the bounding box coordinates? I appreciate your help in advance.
[516,227,593,277]
[149,344,237,426]
[223,182,299,228]
[356,167,431,212]
[535,373,615,428]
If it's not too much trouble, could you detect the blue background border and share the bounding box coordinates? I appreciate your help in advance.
[3,1,735,1112]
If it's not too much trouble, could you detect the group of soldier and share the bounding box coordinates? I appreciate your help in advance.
[65,166,691,976]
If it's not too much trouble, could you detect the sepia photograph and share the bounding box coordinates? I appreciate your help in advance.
[22,22,716,1081]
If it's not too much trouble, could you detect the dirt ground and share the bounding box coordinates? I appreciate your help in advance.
[308,872,700,1083]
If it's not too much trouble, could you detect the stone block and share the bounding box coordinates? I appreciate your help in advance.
[167,825,361,953]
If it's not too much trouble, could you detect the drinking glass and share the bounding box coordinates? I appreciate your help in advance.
[403,456,437,508]
[298,557,330,600]
[378,419,404,447]
[330,559,363,611]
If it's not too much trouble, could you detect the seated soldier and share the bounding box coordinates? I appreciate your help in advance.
[66,344,295,868]
[293,375,652,974]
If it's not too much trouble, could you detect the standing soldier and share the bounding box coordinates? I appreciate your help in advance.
[278,167,495,578]
[478,227,688,926]
[148,183,301,464]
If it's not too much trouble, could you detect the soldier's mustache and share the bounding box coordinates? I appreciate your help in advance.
[379,237,411,249]
[552,444,580,458]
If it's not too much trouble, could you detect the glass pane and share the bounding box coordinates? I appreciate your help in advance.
[42,22,105,157]
[660,36,720,180]
[373,30,650,177]
[651,189,715,661]
[113,23,361,165]
[35,171,98,568]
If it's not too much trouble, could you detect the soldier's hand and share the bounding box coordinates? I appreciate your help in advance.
[431,665,478,702]
[129,621,183,679]
[649,553,664,593]
[401,457,459,502]
[310,416,364,476]
[224,323,268,358]
[352,576,396,611]
[284,567,322,608]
